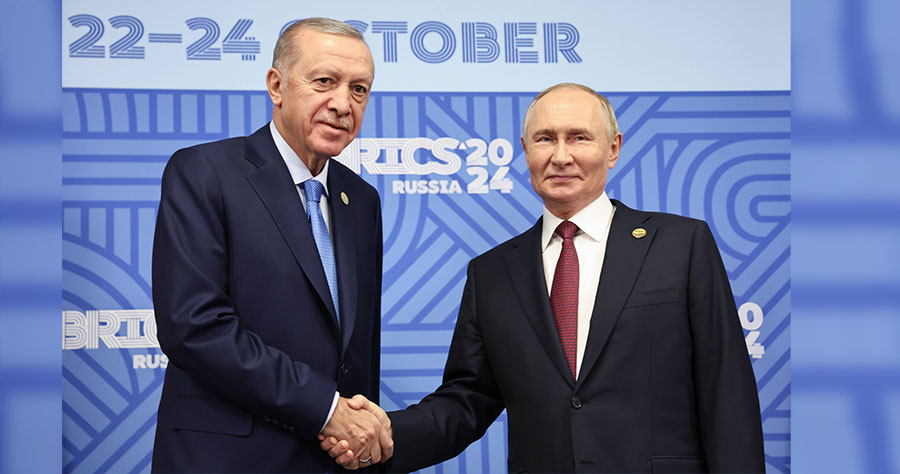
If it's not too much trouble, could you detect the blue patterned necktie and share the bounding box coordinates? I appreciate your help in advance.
[302,179,340,327]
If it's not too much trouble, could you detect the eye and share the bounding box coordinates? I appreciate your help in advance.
[353,85,368,95]
[315,77,333,86]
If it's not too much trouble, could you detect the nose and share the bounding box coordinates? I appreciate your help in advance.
[550,141,573,167]
[328,87,352,116]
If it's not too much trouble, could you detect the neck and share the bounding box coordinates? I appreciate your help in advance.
[545,191,606,221]
[272,115,328,176]
[304,156,328,177]
[546,204,580,221]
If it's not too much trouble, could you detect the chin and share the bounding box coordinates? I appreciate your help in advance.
[311,142,351,158]
[543,188,579,202]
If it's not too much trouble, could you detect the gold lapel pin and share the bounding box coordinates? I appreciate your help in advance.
[340,192,349,205]
[632,228,647,239]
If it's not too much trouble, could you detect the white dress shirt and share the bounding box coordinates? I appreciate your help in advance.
[540,192,616,379]
[270,122,333,236]
[269,121,340,429]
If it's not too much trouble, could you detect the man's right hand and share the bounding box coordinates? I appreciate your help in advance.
[319,394,394,469]
[319,396,384,466]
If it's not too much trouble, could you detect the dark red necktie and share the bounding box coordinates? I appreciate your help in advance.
[550,221,579,379]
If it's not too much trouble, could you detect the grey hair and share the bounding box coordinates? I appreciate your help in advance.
[272,17,367,73]
[521,83,619,141]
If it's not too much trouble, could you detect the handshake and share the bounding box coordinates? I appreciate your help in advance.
[318,395,394,470]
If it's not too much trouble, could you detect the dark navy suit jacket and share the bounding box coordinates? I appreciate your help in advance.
[389,201,764,473]
[151,125,382,472]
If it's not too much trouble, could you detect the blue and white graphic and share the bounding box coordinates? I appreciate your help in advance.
[62,2,790,473]
[63,1,789,92]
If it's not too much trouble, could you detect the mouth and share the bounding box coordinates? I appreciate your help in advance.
[315,115,352,132]
[318,121,349,132]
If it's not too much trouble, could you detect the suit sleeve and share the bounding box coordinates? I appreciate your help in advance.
[370,194,384,403]
[688,221,766,473]
[152,147,336,438]
[388,260,506,472]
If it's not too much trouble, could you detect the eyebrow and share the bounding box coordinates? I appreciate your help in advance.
[309,66,373,85]
[529,127,593,138]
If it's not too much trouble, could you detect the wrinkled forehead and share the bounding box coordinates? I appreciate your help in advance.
[528,90,608,134]
[294,30,374,66]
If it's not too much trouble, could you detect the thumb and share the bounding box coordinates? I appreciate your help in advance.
[347,394,370,410]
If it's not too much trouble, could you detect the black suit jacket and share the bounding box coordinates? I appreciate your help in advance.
[389,200,764,473]
[151,125,382,472]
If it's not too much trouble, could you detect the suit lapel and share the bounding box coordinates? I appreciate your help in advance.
[505,219,575,386]
[576,200,655,388]
[327,164,358,355]
[244,126,340,335]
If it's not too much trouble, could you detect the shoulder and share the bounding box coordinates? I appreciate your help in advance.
[161,132,264,188]
[641,210,704,229]
[613,200,707,234]
[168,135,250,168]
[612,202,721,261]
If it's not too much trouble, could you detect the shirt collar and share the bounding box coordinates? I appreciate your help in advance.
[269,121,330,196]
[541,192,614,251]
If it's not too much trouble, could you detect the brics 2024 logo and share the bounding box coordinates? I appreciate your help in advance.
[336,137,515,195]
[67,15,582,64]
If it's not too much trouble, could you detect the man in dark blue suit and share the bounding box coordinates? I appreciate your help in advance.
[324,83,764,472]
[151,18,390,472]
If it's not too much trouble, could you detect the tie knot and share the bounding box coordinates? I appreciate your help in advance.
[303,179,325,203]
[555,221,578,240]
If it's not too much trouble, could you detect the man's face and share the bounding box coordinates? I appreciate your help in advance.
[522,88,622,219]
[267,30,374,168]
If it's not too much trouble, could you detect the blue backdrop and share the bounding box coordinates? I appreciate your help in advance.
[58,2,790,472]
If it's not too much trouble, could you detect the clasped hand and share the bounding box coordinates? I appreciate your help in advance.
[319,395,393,469]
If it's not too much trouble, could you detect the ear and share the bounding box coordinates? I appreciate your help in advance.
[266,68,283,107]
[608,132,623,169]
[520,135,527,153]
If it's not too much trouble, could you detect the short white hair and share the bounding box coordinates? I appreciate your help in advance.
[522,82,619,140]
[272,17,368,74]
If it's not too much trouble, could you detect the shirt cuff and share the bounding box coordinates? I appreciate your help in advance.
[321,391,340,432]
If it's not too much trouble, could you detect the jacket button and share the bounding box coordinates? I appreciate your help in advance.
[263,416,271,422]
[280,422,288,429]
[571,396,583,409]
[340,363,351,375]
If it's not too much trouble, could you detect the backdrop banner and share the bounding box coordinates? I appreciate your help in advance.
[62,2,790,472]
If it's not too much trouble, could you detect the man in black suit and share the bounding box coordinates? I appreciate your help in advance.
[325,82,764,473]
[151,18,390,472]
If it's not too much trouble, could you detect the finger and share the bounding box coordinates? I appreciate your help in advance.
[362,400,389,429]
[327,439,351,458]
[319,436,339,451]
[347,394,369,410]
[368,437,382,464]
[379,427,394,461]
[337,450,361,466]
[368,420,383,463]
[336,448,355,465]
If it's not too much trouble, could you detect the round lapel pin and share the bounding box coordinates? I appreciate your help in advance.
[340,192,349,205]
[632,228,647,239]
